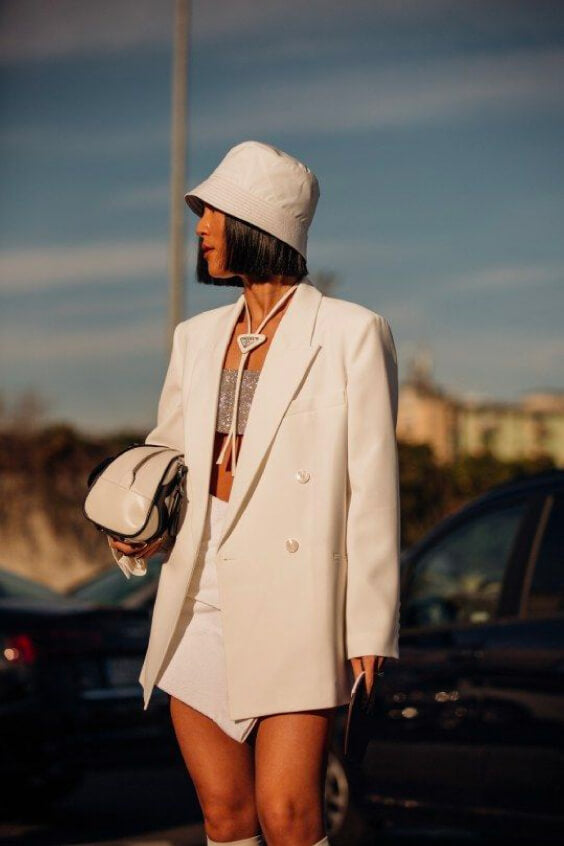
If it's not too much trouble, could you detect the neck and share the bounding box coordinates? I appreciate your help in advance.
[241,277,299,326]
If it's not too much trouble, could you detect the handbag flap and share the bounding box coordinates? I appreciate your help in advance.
[84,445,184,538]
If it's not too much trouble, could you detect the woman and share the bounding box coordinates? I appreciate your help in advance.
[109,140,401,846]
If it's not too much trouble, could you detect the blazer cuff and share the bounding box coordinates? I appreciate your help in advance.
[346,631,399,661]
[109,544,148,579]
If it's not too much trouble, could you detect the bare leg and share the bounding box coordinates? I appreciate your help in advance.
[170,695,261,843]
[254,707,337,846]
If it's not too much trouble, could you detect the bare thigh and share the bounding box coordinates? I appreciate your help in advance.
[170,695,260,839]
[254,708,337,845]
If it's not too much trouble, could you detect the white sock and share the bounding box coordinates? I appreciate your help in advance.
[206,832,327,845]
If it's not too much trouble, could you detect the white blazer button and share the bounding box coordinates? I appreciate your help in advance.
[295,469,310,483]
[286,538,299,553]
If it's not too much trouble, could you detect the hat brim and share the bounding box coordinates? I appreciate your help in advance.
[184,175,307,259]
[184,192,205,217]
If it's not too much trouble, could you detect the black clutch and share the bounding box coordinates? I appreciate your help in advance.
[343,669,381,765]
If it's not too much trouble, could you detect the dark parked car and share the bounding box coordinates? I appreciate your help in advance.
[68,556,163,610]
[0,572,81,806]
[64,471,564,842]
[0,570,62,604]
[0,566,176,810]
[324,468,564,843]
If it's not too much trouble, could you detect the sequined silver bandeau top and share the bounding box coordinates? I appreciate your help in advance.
[216,368,260,435]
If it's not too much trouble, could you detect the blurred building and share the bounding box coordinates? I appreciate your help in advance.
[397,351,564,466]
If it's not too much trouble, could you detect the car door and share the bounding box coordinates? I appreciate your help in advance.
[362,494,532,813]
[480,487,564,821]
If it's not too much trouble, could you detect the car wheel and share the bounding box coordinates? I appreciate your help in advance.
[324,750,376,846]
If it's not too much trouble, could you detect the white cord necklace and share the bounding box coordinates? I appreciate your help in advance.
[216,283,299,476]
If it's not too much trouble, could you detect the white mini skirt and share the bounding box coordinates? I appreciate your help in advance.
[155,494,258,744]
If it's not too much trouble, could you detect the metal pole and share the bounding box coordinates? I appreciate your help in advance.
[168,0,190,347]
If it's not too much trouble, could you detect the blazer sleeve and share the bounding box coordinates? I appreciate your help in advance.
[345,314,401,660]
[144,322,186,452]
[110,323,186,579]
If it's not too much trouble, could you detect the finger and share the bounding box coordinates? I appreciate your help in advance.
[127,537,164,558]
[114,541,145,555]
[361,656,375,695]
[350,656,363,680]
[141,537,163,555]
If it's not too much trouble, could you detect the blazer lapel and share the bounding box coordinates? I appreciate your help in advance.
[185,279,323,556]
[185,291,245,557]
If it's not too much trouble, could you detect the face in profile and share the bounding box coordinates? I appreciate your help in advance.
[193,200,308,288]
[195,203,234,282]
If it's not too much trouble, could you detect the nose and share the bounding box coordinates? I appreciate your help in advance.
[195,205,211,238]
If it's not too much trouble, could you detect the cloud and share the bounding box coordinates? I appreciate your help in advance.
[2,0,562,68]
[439,262,564,294]
[0,233,425,295]
[393,316,564,401]
[435,325,564,400]
[0,125,169,157]
[0,317,166,363]
[192,47,564,142]
[311,236,419,266]
[0,0,174,61]
[109,184,171,210]
[0,0,346,61]
[0,238,170,292]
[2,37,562,156]
[22,288,165,321]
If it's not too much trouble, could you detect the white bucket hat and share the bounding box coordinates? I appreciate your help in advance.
[184,140,320,260]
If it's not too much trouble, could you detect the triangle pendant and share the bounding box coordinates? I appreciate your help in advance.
[237,333,266,354]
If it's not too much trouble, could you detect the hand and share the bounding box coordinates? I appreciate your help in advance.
[350,655,385,697]
[107,535,164,559]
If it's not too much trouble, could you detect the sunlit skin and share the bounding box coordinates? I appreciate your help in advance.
[108,202,385,844]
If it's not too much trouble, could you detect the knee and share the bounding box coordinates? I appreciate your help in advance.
[256,794,323,845]
[202,792,259,843]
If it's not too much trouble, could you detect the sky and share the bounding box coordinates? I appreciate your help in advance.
[1,0,563,433]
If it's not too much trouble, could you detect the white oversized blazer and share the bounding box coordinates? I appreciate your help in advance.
[137,278,401,720]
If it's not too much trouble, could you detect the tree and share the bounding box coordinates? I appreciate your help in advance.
[0,387,52,433]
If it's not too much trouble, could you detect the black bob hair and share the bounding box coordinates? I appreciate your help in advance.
[195,209,308,287]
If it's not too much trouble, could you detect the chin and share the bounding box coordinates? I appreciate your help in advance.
[195,245,243,287]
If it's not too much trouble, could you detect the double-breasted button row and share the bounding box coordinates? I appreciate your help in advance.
[285,470,310,552]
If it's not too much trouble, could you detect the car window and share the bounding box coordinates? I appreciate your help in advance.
[0,569,61,600]
[70,556,162,606]
[525,493,564,619]
[403,499,528,628]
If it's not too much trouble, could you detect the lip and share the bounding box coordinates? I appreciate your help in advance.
[202,244,213,255]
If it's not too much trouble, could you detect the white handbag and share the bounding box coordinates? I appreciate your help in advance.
[83,443,187,549]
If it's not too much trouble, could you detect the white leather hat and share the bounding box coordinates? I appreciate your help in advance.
[184,140,320,260]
